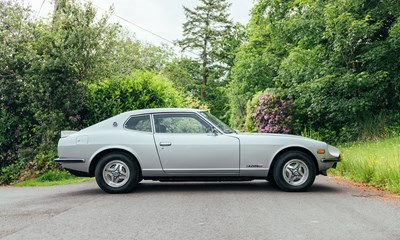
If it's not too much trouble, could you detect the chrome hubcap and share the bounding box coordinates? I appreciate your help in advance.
[282,159,309,186]
[103,160,130,187]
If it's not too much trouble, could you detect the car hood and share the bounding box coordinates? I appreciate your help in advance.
[233,132,326,145]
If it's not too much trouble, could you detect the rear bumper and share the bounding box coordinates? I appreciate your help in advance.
[54,157,85,163]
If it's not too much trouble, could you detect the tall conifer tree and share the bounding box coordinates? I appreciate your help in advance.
[178,0,232,100]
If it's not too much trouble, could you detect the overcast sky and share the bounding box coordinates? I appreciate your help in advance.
[22,0,254,54]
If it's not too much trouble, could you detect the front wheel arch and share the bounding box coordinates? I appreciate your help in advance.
[267,147,318,182]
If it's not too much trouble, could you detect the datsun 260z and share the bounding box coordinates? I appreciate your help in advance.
[55,108,341,193]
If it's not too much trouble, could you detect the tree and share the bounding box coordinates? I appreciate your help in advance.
[177,0,233,100]
[161,57,201,96]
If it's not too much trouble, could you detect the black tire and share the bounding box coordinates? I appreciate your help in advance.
[272,151,316,192]
[266,175,276,185]
[95,152,140,193]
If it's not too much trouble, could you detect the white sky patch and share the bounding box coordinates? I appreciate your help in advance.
[22,0,254,54]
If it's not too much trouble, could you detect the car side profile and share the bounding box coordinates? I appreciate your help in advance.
[55,108,341,193]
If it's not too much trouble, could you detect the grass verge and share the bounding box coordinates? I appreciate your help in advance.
[331,136,400,194]
[14,170,94,186]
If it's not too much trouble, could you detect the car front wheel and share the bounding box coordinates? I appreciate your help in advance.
[95,152,140,193]
[273,151,316,192]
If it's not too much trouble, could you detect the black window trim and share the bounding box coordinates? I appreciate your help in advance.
[152,112,213,134]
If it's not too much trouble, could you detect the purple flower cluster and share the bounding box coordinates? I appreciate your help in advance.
[252,92,294,134]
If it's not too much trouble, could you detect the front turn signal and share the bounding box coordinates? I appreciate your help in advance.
[317,149,326,154]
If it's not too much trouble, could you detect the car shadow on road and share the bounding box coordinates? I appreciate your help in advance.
[129,181,342,194]
[308,183,342,193]
[135,181,279,193]
[57,180,342,196]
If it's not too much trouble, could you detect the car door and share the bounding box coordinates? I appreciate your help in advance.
[153,113,240,175]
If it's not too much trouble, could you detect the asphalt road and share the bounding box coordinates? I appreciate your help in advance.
[0,177,399,240]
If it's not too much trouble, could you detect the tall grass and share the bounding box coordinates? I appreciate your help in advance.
[357,113,387,141]
[332,137,400,193]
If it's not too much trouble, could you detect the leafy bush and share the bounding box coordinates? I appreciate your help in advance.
[83,71,185,125]
[293,71,390,142]
[245,89,295,134]
[0,162,24,185]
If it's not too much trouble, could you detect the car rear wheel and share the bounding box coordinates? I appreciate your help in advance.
[272,151,316,192]
[95,152,140,193]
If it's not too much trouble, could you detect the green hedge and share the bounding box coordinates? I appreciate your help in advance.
[83,70,185,126]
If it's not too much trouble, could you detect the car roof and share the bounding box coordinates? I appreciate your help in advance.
[123,108,206,116]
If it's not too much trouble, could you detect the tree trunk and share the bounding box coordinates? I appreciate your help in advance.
[201,39,208,100]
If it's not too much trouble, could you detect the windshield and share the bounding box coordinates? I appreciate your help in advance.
[199,111,236,134]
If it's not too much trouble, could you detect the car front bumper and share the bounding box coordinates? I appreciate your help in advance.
[320,157,341,163]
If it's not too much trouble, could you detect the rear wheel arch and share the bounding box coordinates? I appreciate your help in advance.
[267,147,318,180]
[89,149,142,179]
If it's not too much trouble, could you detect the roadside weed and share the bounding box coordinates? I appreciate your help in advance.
[14,170,93,186]
[333,137,400,193]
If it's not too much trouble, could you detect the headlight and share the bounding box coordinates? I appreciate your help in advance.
[327,145,340,158]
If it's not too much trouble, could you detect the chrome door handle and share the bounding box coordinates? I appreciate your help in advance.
[159,142,172,146]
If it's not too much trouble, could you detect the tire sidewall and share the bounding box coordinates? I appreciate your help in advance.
[273,151,316,192]
[95,152,139,193]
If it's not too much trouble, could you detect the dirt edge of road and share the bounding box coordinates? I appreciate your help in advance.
[331,175,400,203]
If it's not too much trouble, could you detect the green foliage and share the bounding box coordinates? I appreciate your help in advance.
[83,71,184,125]
[0,161,24,185]
[228,47,278,127]
[300,126,323,142]
[162,57,227,120]
[161,57,201,96]
[37,170,74,182]
[300,71,389,139]
[15,170,93,186]
[0,0,120,143]
[244,91,263,132]
[215,22,247,69]
[333,137,400,193]
[229,0,400,142]
[182,95,209,111]
[0,0,117,184]
[114,39,174,73]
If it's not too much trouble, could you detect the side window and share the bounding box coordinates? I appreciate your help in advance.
[154,114,210,134]
[125,115,152,132]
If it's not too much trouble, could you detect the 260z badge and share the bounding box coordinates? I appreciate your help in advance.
[246,164,264,168]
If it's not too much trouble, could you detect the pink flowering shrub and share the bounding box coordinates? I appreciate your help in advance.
[245,90,295,134]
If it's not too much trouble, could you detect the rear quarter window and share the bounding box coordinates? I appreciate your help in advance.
[124,115,152,132]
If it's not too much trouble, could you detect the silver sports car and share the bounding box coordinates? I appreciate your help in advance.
[55,108,341,193]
